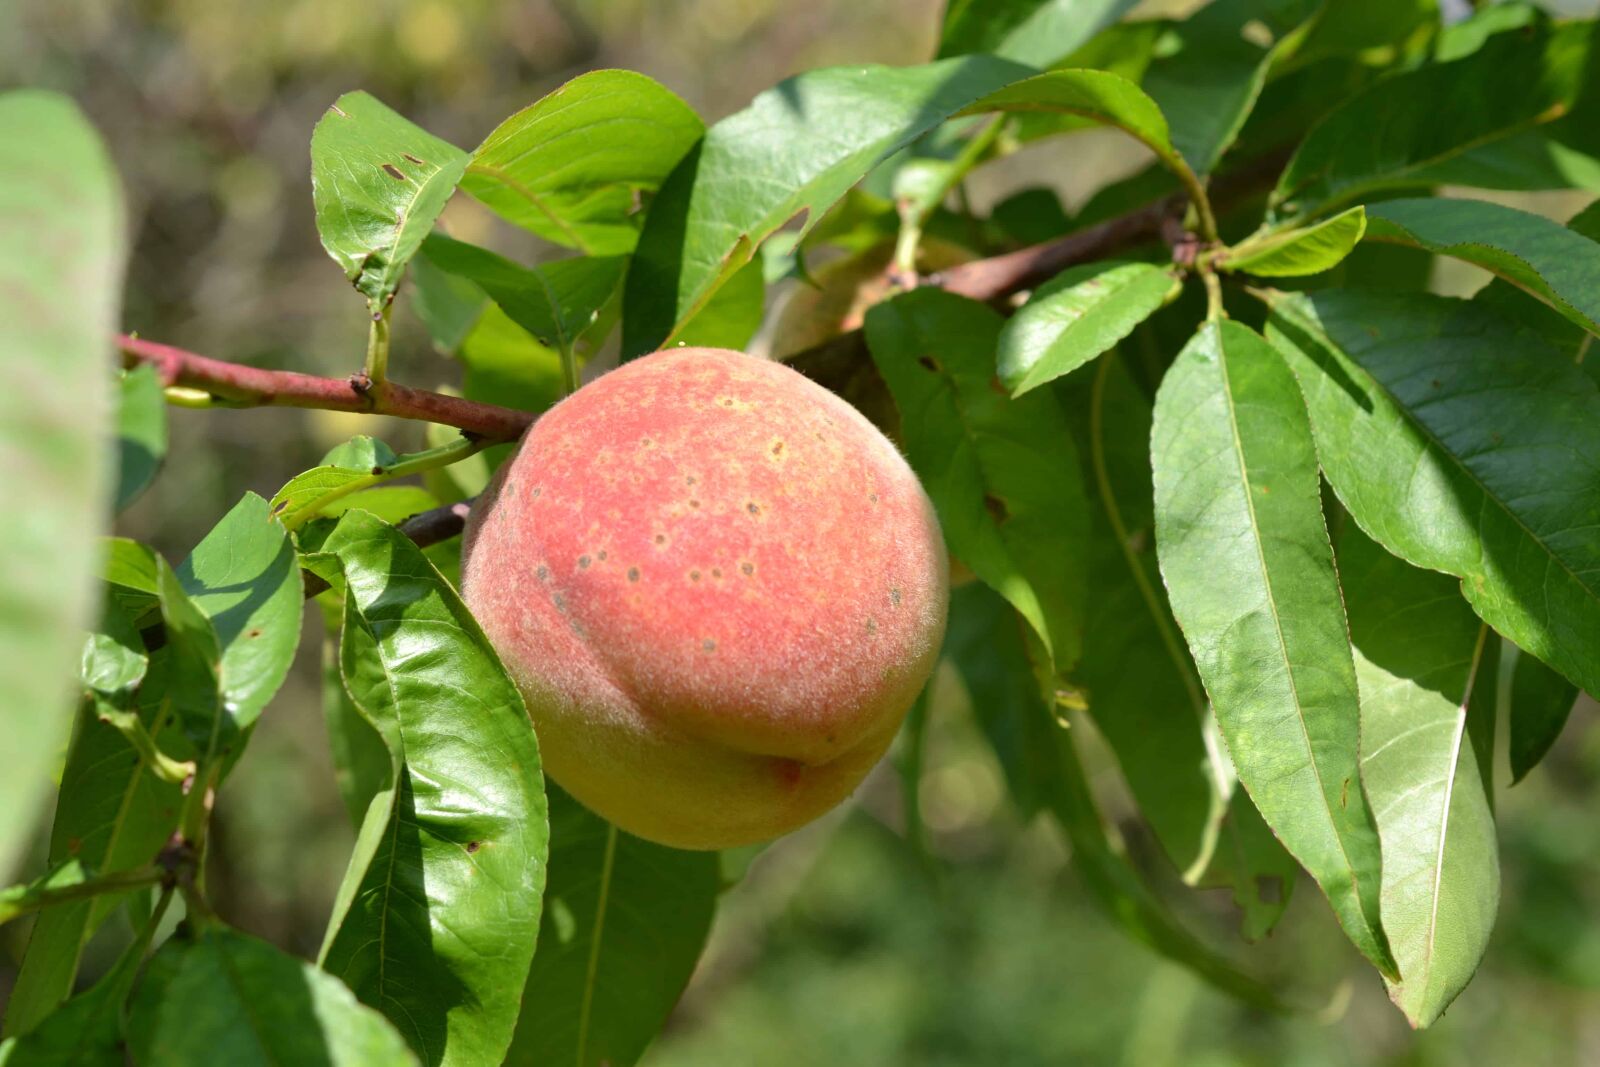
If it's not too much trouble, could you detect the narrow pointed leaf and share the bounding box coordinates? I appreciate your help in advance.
[1340,525,1499,1027]
[1070,356,1297,934]
[1508,647,1581,784]
[463,70,704,256]
[505,785,719,1067]
[1224,206,1368,278]
[0,90,123,878]
[1270,21,1593,220]
[1366,197,1600,334]
[1152,320,1394,975]
[1265,290,1600,698]
[997,261,1176,396]
[305,510,547,1067]
[311,91,468,306]
[866,289,1088,671]
[126,928,419,1066]
[418,235,624,353]
[938,0,1138,68]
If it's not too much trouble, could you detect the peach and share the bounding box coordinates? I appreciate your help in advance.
[462,347,948,849]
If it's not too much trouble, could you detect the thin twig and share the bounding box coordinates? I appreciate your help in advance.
[119,335,535,441]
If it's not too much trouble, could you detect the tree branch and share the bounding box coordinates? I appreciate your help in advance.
[119,335,535,441]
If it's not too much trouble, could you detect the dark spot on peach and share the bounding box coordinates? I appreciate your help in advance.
[531,487,542,499]
[690,499,701,509]
[869,492,878,503]
[711,568,722,578]
[536,565,550,581]
[747,502,761,516]
[655,534,667,544]
[627,567,640,582]
[686,475,696,485]
[771,441,785,457]
[741,562,755,576]
[890,588,902,607]
[690,569,701,581]
[578,555,591,568]
[702,638,716,652]
[866,617,878,634]
[597,551,607,561]
[552,593,567,613]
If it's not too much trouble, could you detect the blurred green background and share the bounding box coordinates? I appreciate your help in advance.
[4,1,1600,1063]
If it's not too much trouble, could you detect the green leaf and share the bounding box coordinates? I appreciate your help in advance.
[2,603,189,1037]
[305,510,547,1067]
[1408,128,1600,194]
[326,485,442,524]
[996,261,1176,396]
[1151,319,1394,976]
[1223,205,1368,277]
[272,438,473,531]
[1141,0,1318,175]
[1340,525,1499,1028]
[1071,355,1297,936]
[865,289,1088,672]
[418,235,624,354]
[176,493,302,731]
[318,600,392,828]
[1365,197,1600,334]
[1265,290,1600,699]
[505,785,719,1067]
[126,928,419,1066]
[410,249,487,356]
[946,584,1284,1009]
[1508,646,1581,784]
[623,55,1032,355]
[1270,21,1593,220]
[667,257,765,353]
[310,91,468,307]
[114,365,166,512]
[0,90,124,879]
[463,70,704,256]
[457,305,567,414]
[937,0,1139,68]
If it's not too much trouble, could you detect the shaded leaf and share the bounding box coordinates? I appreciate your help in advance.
[418,235,624,354]
[318,600,391,828]
[1151,319,1394,976]
[937,0,1138,68]
[1224,205,1367,277]
[947,583,1284,1009]
[127,928,419,1066]
[865,289,1088,672]
[505,784,719,1067]
[463,70,704,256]
[1270,21,1593,220]
[1366,197,1600,334]
[1265,290,1600,698]
[996,261,1176,396]
[1508,646,1581,785]
[114,365,166,512]
[304,510,547,1067]
[0,90,124,878]
[1340,525,1499,1028]
[311,92,468,307]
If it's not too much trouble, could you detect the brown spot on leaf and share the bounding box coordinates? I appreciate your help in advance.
[984,493,1010,524]
[918,356,941,373]
[466,840,481,853]
[381,163,407,181]
[402,153,425,165]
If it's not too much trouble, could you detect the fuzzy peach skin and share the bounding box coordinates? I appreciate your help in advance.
[461,347,948,850]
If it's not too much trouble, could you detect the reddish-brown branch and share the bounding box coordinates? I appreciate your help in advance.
[119,335,535,441]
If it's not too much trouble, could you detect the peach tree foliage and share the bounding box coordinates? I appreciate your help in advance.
[5,1,1600,1063]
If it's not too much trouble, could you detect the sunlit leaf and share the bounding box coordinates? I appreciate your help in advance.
[114,365,166,512]
[305,510,547,1067]
[937,0,1138,68]
[1223,206,1367,277]
[1266,290,1600,698]
[311,91,468,307]
[1152,320,1394,976]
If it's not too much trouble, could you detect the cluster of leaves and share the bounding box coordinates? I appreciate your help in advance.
[5,0,1600,1062]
